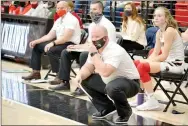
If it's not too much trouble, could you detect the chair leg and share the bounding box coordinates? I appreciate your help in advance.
[44,69,52,80]
[163,82,182,112]
[154,79,176,106]
[70,60,77,77]
[185,83,188,88]
[173,82,188,104]
[153,78,159,91]
[128,53,134,60]
[71,68,77,77]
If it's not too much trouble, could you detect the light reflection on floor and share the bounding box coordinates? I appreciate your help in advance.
[2,71,174,125]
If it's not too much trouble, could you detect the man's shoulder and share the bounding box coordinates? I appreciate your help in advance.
[100,16,116,30]
[54,17,62,24]
[106,43,125,54]
[65,12,78,22]
[88,22,95,29]
[100,16,115,27]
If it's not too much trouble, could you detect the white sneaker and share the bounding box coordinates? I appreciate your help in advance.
[136,97,160,111]
[129,99,137,107]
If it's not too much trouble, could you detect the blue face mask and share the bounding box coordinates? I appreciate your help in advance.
[124,10,132,17]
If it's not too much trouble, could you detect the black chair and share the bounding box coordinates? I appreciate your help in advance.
[184,43,188,88]
[116,34,150,59]
[127,27,159,60]
[150,48,188,112]
[127,48,150,60]
[44,29,88,80]
[116,34,124,45]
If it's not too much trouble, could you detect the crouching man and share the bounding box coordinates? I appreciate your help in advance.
[74,25,140,124]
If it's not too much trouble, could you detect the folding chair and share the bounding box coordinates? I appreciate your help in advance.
[127,48,150,60]
[128,27,159,60]
[150,48,188,112]
[184,42,188,88]
[116,34,150,59]
[44,29,88,80]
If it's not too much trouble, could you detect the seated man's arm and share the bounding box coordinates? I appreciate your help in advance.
[67,33,91,50]
[35,30,56,44]
[54,28,74,45]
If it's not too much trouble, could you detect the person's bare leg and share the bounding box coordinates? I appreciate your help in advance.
[136,62,161,111]
[143,62,161,94]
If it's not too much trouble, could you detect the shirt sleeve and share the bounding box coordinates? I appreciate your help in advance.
[104,53,123,68]
[86,53,93,64]
[51,19,59,31]
[65,17,77,30]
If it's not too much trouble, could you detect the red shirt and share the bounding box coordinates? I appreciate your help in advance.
[21,4,32,15]
[54,12,83,29]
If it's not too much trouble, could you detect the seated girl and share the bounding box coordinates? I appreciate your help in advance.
[120,2,147,52]
[134,6,185,111]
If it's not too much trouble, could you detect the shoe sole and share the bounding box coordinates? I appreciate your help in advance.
[49,83,61,85]
[22,78,41,81]
[114,113,132,124]
[115,121,128,124]
[92,110,116,119]
[48,87,70,91]
[92,118,115,125]
[71,93,86,97]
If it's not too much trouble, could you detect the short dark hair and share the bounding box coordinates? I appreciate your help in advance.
[90,0,104,10]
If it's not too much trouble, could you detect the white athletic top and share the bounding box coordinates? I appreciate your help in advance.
[160,30,184,62]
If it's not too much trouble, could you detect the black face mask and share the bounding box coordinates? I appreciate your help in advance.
[19,2,26,7]
[92,37,106,50]
[124,10,132,17]
[90,12,103,23]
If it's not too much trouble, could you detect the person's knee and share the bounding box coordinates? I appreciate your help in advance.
[134,60,140,68]
[46,48,54,56]
[60,49,69,58]
[105,83,118,98]
[137,63,151,83]
[79,52,88,66]
[33,43,41,51]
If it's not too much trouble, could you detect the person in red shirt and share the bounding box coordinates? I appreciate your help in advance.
[54,1,83,29]
[20,1,32,15]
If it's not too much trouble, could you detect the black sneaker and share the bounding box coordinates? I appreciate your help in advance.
[115,110,132,124]
[92,109,116,119]
[71,87,85,97]
[49,82,70,91]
